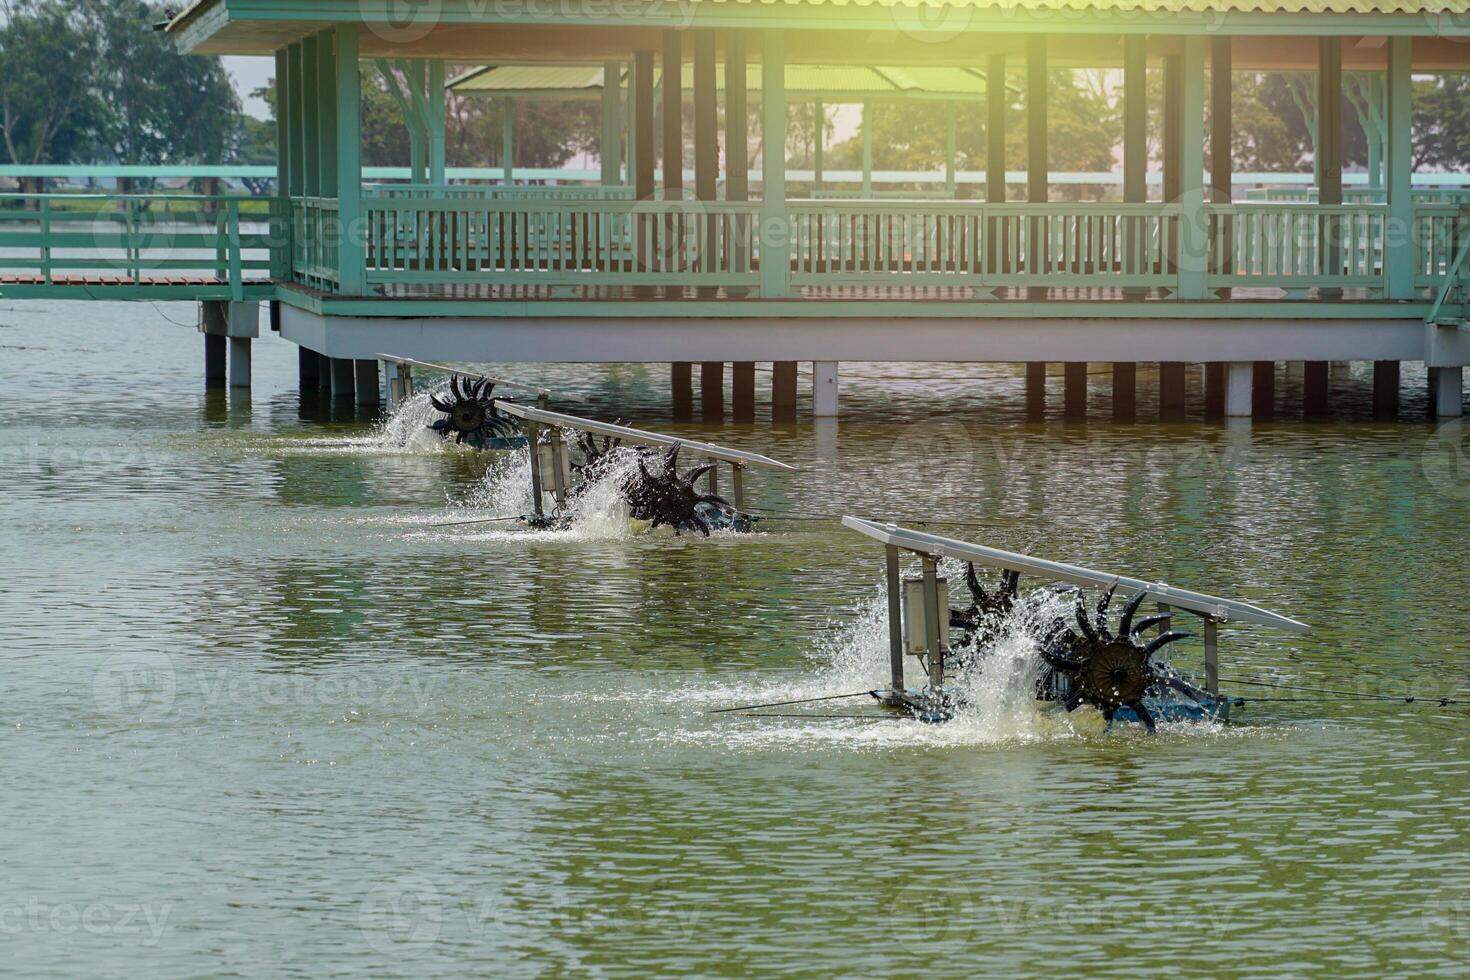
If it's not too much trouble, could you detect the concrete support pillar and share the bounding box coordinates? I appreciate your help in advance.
[1253,361,1276,418]
[1063,362,1087,420]
[354,359,379,407]
[772,361,798,422]
[671,362,693,419]
[1373,360,1400,419]
[1025,362,1046,419]
[1204,363,1226,418]
[732,361,755,421]
[205,334,226,388]
[1112,362,1137,421]
[299,346,320,390]
[813,361,839,418]
[228,337,252,389]
[1304,361,1329,417]
[701,361,724,420]
[1159,362,1187,420]
[1433,365,1464,418]
[330,356,355,401]
[1225,362,1254,418]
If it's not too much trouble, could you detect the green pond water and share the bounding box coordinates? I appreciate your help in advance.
[4,300,1470,977]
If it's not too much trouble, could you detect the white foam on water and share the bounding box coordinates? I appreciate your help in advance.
[629,563,1232,750]
[372,387,455,454]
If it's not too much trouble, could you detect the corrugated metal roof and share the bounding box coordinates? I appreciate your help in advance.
[673,0,1468,12]
[452,64,993,98]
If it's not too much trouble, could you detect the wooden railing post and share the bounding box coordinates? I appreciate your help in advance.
[39,196,51,285]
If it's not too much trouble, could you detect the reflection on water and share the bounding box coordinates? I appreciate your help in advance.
[3,299,1470,976]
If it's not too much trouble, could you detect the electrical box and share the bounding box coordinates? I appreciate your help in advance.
[537,442,573,493]
[902,576,950,655]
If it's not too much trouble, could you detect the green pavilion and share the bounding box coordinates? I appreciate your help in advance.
[155,0,1470,417]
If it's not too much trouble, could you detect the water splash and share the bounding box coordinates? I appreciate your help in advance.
[372,387,450,453]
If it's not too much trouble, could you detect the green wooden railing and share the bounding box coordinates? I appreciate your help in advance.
[790,201,1178,289]
[1208,203,1387,291]
[0,193,276,299]
[275,191,1470,302]
[357,196,760,288]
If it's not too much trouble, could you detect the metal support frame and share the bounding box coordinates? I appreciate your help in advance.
[1203,619,1219,695]
[885,545,905,692]
[525,420,545,519]
[921,555,944,689]
[732,464,746,511]
[548,427,570,506]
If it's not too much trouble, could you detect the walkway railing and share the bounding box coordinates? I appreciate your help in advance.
[0,193,276,298]
[358,196,760,288]
[1208,203,1388,291]
[790,201,1178,288]
[277,192,1470,302]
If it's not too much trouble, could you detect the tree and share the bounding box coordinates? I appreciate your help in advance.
[0,0,105,168]
[88,0,241,166]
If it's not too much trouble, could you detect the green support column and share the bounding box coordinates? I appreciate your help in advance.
[1387,36,1414,299]
[1123,37,1146,205]
[428,60,446,184]
[1318,38,1342,290]
[760,29,789,298]
[1163,54,1181,204]
[860,103,873,195]
[501,102,513,183]
[1027,36,1047,290]
[986,53,1005,271]
[318,33,338,197]
[1179,37,1208,300]
[1124,36,1146,294]
[302,36,320,197]
[634,51,655,200]
[335,24,364,295]
[727,32,749,295]
[945,102,957,197]
[813,99,823,191]
[986,54,1005,203]
[662,30,683,200]
[276,49,293,198]
[1211,37,1233,288]
[694,30,717,202]
[601,60,622,187]
[624,61,635,184]
[1026,36,1046,205]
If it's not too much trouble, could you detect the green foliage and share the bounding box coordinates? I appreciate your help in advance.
[0,0,242,166]
[0,0,105,164]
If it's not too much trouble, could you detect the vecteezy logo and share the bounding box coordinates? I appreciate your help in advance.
[93,651,177,721]
[364,0,444,45]
[359,877,443,953]
[1421,418,1470,501]
[889,1,976,45]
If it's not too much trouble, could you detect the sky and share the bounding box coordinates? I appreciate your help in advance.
[225,56,274,118]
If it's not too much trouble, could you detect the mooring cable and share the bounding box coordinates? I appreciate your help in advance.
[736,712,896,721]
[428,515,525,528]
[711,690,875,713]
[1224,677,1470,707]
